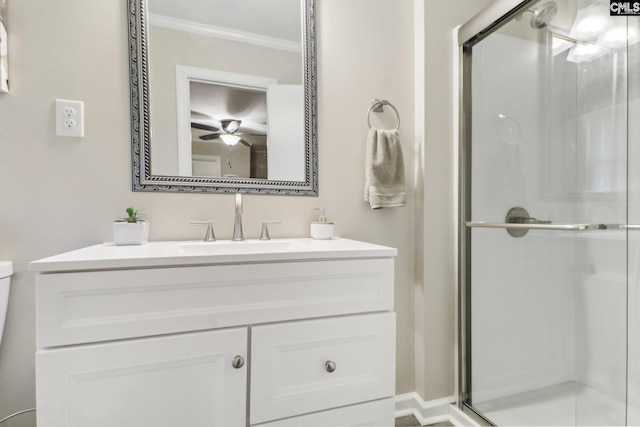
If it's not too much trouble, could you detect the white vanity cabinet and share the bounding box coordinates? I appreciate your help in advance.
[31,238,397,427]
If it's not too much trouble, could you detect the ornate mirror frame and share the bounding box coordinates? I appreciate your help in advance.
[127,0,318,195]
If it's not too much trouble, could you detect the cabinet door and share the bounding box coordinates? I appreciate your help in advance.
[37,328,247,427]
[250,313,396,424]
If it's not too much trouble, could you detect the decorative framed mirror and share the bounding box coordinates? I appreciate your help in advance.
[127,0,317,195]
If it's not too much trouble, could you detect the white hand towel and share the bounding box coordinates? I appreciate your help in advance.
[364,128,406,209]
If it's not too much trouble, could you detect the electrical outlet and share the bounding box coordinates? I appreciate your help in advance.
[56,99,84,137]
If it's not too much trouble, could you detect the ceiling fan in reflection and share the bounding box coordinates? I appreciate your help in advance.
[191,119,252,147]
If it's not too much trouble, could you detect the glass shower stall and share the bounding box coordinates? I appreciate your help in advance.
[458,0,640,424]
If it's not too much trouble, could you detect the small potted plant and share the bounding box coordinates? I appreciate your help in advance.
[113,207,149,245]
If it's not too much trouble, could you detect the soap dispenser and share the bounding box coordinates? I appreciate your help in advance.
[310,208,334,240]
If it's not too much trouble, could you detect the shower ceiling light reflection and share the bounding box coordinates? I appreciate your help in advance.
[546,0,638,63]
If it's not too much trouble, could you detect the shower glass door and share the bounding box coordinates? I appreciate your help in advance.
[460,0,633,424]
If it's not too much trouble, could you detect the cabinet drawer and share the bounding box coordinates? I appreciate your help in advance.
[36,259,393,347]
[250,312,396,424]
[253,398,395,427]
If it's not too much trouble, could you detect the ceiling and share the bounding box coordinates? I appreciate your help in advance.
[148,0,302,44]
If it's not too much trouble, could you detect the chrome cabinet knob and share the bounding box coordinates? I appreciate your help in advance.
[232,355,245,369]
[325,360,336,373]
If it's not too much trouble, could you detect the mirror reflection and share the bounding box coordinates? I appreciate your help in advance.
[128,0,317,195]
[149,0,302,180]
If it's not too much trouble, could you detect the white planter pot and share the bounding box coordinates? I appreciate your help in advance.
[113,222,149,246]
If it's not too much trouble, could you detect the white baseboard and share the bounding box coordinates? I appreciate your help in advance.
[448,404,481,426]
[395,393,454,425]
[395,394,480,426]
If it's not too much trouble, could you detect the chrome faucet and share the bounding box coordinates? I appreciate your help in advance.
[232,193,244,241]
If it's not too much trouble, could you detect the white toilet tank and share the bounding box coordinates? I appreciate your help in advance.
[0,261,13,347]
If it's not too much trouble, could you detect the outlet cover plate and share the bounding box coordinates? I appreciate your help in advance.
[55,99,84,137]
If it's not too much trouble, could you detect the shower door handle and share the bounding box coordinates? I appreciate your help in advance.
[465,222,610,231]
[466,207,613,237]
[510,216,552,225]
[506,207,551,226]
[504,206,550,237]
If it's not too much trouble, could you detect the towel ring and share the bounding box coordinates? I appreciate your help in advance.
[367,99,400,130]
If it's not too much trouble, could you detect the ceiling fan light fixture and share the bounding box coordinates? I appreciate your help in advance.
[220,134,241,146]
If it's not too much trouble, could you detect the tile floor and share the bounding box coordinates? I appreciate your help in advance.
[395,415,453,426]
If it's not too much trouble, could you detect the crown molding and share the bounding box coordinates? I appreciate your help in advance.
[149,13,301,53]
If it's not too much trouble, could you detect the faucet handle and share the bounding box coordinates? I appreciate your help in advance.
[260,221,282,241]
[191,221,216,242]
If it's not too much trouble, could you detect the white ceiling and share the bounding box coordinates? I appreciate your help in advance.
[148,0,302,44]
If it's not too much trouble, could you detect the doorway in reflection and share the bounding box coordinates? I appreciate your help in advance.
[189,81,268,179]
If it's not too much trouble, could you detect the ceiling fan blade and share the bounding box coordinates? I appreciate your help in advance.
[191,122,221,133]
[240,139,251,147]
[199,133,220,141]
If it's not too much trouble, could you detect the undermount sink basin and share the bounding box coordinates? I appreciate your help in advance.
[175,239,311,255]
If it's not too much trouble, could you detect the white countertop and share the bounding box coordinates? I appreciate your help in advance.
[29,238,397,273]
